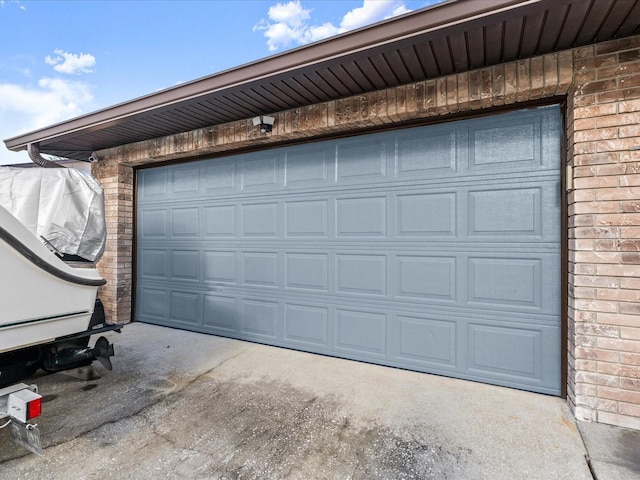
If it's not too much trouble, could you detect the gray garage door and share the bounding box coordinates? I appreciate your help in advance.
[136,105,562,395]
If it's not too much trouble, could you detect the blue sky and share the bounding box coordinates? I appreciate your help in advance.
[0,0,441,165]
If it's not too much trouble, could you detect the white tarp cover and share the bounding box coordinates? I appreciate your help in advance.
[0,166,106,262]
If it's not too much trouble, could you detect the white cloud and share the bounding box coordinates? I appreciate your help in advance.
[0,0,26,10]
[0,77,94,135]
[45,49,96,75]
[339,0,409,31]
[254,0,413,51]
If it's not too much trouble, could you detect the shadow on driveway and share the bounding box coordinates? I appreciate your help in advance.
[0,323,591,479]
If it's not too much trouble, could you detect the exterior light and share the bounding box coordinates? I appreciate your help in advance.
[252,115,275,133]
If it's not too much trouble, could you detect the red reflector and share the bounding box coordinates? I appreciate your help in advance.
[27,398,42,420]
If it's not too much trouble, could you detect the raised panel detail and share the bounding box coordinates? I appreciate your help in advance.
[469,188,541,236]
[140,288,166,317]
[337,140,386,180]
[141,210,166,238]
[471,119,540,167]
[242,252,278,287]
[397,193,456,236]
[469,324,541,377]
[242,299,278,337]
[284,304,328,345]
[141,250,166,278]
[204,205,235,237]
[204,160,236,193]
[170,292,199,324]
[469,258,541,308]
[336,254,386,295]
[171,208,199,237]
[242,203,278,237]
[140,170,167,199]
[284,149,328,186]
[171,250,199,280]
[204,295,237,331]
[396,131,455,174]
[204,251,236,283]
[397,256,455,300]
[397,316,456,365]
[336,309,386,354]
[172,166,199,194]
[285,200,327,237]
[242,156,277,189]
[337,197,386,236]
[285,253,328,291]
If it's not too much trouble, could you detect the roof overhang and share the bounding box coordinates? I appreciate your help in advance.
[4,0,639,161]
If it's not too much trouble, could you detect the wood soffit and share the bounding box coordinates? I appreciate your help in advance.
[4,0,640,161]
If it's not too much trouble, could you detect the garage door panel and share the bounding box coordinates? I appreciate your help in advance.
[336,309,387,355]
[171,165,200,195]
[138,287,168,319]
[336,138,388,182]
[392,314,457,366]
[397,192,457,236]
[336,254,387,296]
[470,120,541,168]
[141,209,167,238]
[169,291,200,325]
[240,155,278,192]
[241,298,279,338]
[336,196,387,237]
[285,253,329,291]
[284,148,331,188]
[395,127,457,177]
[140,249,167,279]
[204,251,237,283]
[204,159,236,194]
[171,250,199,281]
[137,105,562,395]
[285,200,329,237]
[139,169,168,200]
[396,255,457,301]
[203,294,238,333]
[204,205,236,237]
[469,187,542,236]
[241,252,279,288]
[284,303,329,346]
[241,202,278,237]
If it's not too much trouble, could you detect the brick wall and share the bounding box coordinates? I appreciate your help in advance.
[93,35,640,430]
[567,37,640,430]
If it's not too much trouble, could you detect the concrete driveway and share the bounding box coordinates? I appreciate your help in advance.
[0,323,591,479]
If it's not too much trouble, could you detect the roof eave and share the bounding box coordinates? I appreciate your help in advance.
[3,0,538,153]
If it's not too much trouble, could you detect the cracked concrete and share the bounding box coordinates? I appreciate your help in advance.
[0,323,592,479]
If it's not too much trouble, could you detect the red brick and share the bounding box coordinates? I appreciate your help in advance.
[598,363,640,378]
[619,402,640,418]
[597,86,640,104]
[597,214,640,227]
[599,385,640,403]
[576,347,620,362]
[597,313,640,327]
[577,371,620,387]
[620,175,640,187]
[619,98,640,113]
[622,351,640,365]
[576,323,620,337]
[598,289,640,303]
[621,277,640,289]
[598,337,640,352]
[621,377,640,390]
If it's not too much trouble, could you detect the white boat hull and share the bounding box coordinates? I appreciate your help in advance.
[0,206,105,354]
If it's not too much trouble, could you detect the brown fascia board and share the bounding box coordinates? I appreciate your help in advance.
[4,0,540,152]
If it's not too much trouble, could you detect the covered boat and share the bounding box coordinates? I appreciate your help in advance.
[0,166,118,387]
